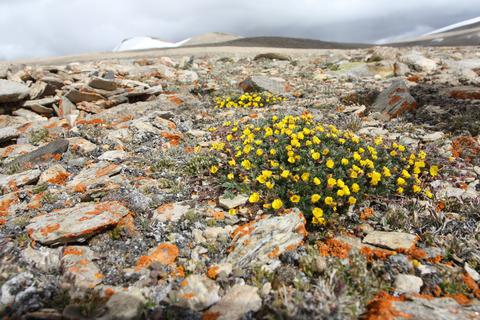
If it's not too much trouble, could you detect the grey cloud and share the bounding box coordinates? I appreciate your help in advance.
[0,0,479,60]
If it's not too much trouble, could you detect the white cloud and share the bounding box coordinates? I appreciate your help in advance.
[0,0,478,60]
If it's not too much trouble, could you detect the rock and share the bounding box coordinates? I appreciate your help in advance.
[22,246,61,272]
[0,126,19,143]
[254,53,291,61]
[88,77,117,91]
[28,81,47,100]
[239,75,288,95]
[57,96,79,124]
[0,169,41,194]
[422,131,444,142]
[363,231,417,251]
[65,88,104,103]
[38,164,69,185]
[26,201,130,245]
[0,272,34,306]
[0,79,29,103]
[203,285,262,320]
[66,161,121,193]
[0,192,20,224]
[394,62,410,76]
[177,70,199,84]
[0,64,9,79]
[372,80,417,119]
[448,86,480,100]
[394,274,423,294]
[99,292,145,320]
[154,202,190,222]
[135,243,179,271]
[61,246,103,289]
[98,150,128,161]
[13,108,47,122]
[218,194,248,209]
[203,226,227,241]
[207,263,233,279]
[67,137,97,154]
[390,296,480,320]
[315,256,328,273]
[465,263,480,282]
[174,274,220,311]
[6,139,69,171]
[226,208,307,269]
[24,103,54,115]
[401,52,437,73]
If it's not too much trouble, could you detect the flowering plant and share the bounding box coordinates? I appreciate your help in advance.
[214,92,286,109]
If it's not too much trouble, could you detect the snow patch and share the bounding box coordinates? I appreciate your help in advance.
[425,16,480,35]
[113,36,190,52]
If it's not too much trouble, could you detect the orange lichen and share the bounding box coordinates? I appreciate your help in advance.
[117,214,137,236]
[361,291,411,320]
[161,132,181,146]
[63,247,84,255]
[360,246,395,262]
[95,164,118,177]
[360,207,374,220]
[73,183,87,193]
[207,266,220,279]
[135,243,179,271]
[446,293,472,305]
[39,223,60,236]
[451,136,480,164]
[76,118,105,125]
[231,221,255,239]
[47,172,70,185]
[267,246,281,259]
[202,311,220,320]
[463,273,480,299]
[317,238,352,259]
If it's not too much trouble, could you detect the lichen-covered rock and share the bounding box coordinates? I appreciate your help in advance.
[372,80,416,119]
[26,201,130,244]
[61,246,103,289]
[363,231,417,251]
[0,169,41,194]
[226,208,307,269]
[174,274,220,311]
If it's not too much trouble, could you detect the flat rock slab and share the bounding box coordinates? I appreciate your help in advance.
[0,126,20,143]
[154,202,190,222]
[203,284,262,320]
[61,246,103,289]
[0,144,36,160]
[67,137,97,154]
[27,201,130,245]
[226,208,307,269]
[65,88,104,103]
[363,231,417,251]
[239,75,288,95]
[0,79,29,103]
[88,77,117,91]
[218,194,248,210]
[372,80,416,119]
[0,192,20,224]
[0,169,41,194]
[5,139,69,171]
[391,296,480,320]
[66,161,121,193]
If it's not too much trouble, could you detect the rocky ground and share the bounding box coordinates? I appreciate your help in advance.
[0,46,479,319]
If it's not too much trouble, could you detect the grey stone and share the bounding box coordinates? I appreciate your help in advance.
[174,274,220,311]
[239,75,287,95]
[401,52,437,73]
[0,169,41,194]
[99,292,144,320]
[363,231,417,251]
[204,285,262,320]
[394,274,423,294]
[65,88,104,103]
[6,139,69,171]
[0,126,19,143]
[0,272,34,306]
[0,79,29,103]
[372,80,417,119]
[22,246,61,272]
[218,194,248,209]
[88,77,117,91]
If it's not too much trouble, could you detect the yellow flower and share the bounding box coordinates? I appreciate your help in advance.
[341,158,349,165]
[290,195,301,203]
[210,165,218,174]
[390,150,397,157]
[256,149,263,156]
[301,172,310,182]
[262,170,273,178]
[397,177,406,186]
[353,152,361,161]
[412,185,421,193]
[370,171,382,186]
[270,149,277,155]
[337,189,345,196]
[256,175,267,184]
[311,152,321,160]
[322,148,330,155]
[266,181,274,189]
[249,192,260,203]
[324,197,334,206]
[288,156,296,163]
[228,208,237,215]
[429,165,438,177]
[313,177,321,185]
[397,187,404,194]
[326,159,334,169]
[227,173,234,180]
[311,194,321,203]
[424,190,433,199]
[382,166,392,178]
[337,179,345,188]
[348,196,357,205]
[351,183,360,193]
[350,170,358,179]
[312,207,324,219]
[398,145,406,152]
[401,170,411,179]
[327,178,337,187]
[241,159,251,170]
[272,199,283,210]
[281,170,290,178]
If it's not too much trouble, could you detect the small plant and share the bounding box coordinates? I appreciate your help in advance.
[214,92,286,109]
[28,128,49,145]
[208,113,437,226]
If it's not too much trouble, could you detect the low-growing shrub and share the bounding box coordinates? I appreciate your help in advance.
[214,92,286,109]
[208,113,438,225]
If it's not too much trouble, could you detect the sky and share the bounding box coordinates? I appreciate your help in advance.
[0,0,479,60]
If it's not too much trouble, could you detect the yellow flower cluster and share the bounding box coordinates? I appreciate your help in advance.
[214,92,286,109]
[209,114,438,226]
